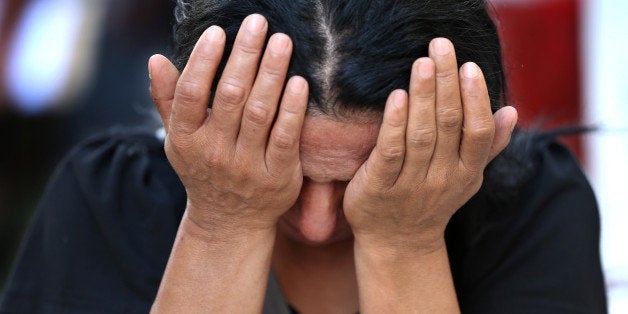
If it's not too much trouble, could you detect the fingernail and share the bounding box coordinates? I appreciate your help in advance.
[417,58,434,79]
[392,90,406,109]
[289,76,306,94]
[246,14,267,33]
[463,63,479,78]
[270,34,290,55]
[433,38,451,56]
[205,25,222,42]
[505,106,518,132]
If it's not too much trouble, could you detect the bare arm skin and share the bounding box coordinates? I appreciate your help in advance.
[344,38,517,313]
[149,15,309,313]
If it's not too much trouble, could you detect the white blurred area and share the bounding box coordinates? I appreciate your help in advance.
[2,0,104,114]
[583,0,628,313]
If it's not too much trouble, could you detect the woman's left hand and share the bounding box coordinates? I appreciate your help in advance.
[343,38,518,255]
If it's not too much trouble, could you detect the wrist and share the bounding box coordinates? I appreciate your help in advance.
[353,230,447,259]
[353,238,459,313]
[354,238,448,269]
[154,208,277,313]
[180,208,277,246]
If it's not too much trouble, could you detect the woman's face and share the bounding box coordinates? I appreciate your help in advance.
[276,114,381,246]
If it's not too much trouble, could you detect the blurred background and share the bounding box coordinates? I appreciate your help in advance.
[0,0,626,312]
[0,0,174,292]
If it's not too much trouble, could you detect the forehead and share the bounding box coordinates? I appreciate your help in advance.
[300,115,380,182]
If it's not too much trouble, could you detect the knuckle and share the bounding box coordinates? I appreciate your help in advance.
[235,166,254,181]
[170,120,197,135]
[469,176,484,193]
[463,89,483,100]
[438,107,463,130]
[204,147,225,168]
[408,128,436,149]
[167,133,192,152]
[260,66,285,82]
[244,100,272,126]
[386,116,406,129]
[215,81,247,107]
[175,79,203,104]
[468,124,495,144]
[379,144,405,161]
[164,136,204,172]
[414,92,435,103]
[280,100,301,115]
[164,141,179,160]
[271,128,298,150]
[436,68,458,81]
[236,41,262,56]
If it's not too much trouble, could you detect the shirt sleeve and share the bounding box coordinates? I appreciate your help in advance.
[0,129,186,313]
[448,140,607,313]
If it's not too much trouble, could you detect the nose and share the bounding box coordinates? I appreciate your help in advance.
[296,178,346,242]
[299,178,344,212]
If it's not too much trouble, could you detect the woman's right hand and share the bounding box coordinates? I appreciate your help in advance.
[148,14,309,236]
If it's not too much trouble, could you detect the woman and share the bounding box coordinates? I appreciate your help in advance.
[1,0,606,313]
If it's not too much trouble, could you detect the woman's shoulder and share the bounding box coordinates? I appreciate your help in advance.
[53,126,187,249]
[1,127,186,312]
[61,127,180,198]
[447,130,606,313]
[64,126,168,171]
[453,129,599,242]
[484,130,596,211]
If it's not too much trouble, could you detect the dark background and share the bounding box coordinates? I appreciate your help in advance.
[0,0,176,288]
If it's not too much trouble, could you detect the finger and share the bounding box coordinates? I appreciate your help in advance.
[429,38,463,163]
[149,54,180,133]
[402,58,437,181]
[459,62,495,172]
[209,14,268,142]
[363,90,408,189]
[488,106,518,162]
[171,26,226,135]
[238,33,293,154]
[266,76,308,175]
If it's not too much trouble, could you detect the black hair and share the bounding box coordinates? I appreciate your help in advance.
[170,0,553,229]
[172,0,505,116]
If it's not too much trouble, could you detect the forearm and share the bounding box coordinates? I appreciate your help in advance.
[151,210,276,313]
[354,239,460,313]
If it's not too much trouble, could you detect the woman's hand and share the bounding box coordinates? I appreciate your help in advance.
[150,15,309,313]
[345,37,517,313]
[149,14,309,236]
[344,38,518,255]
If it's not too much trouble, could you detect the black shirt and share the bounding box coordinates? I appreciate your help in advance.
[0,128,607,313]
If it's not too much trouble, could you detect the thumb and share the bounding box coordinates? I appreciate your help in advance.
[149,54,180,133]
[487,106,518,162]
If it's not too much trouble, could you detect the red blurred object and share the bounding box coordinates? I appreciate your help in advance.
[491,0,583,160]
